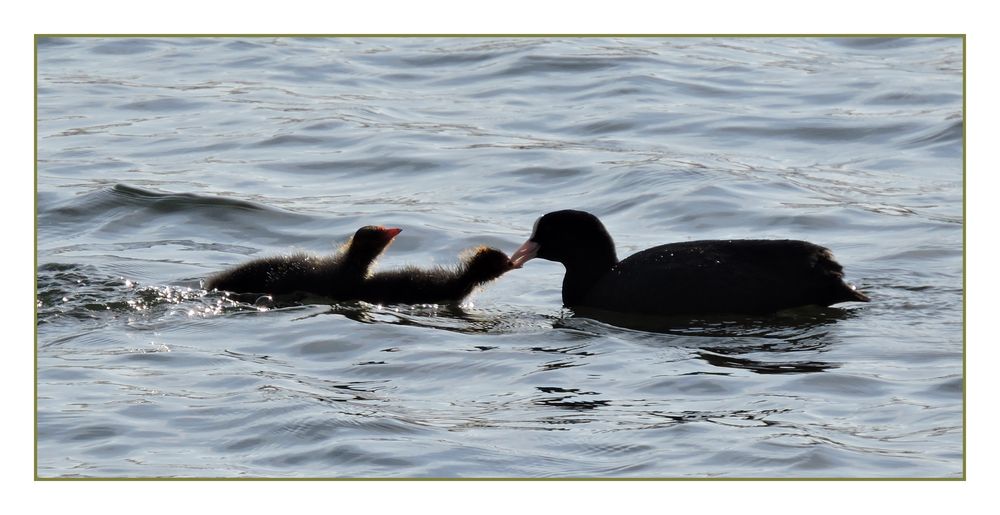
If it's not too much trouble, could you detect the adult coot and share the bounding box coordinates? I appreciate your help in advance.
[204,225,401,297]
[509,210,869,315]
[357,246,514,304]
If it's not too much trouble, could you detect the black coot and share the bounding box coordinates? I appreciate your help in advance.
[204,225,401,297]
[509,210,869,315]
[357,246,514,304]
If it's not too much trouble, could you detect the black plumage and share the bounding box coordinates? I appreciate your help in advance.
[509,210,869,315]
[204,225,400,297]
[357,246,513,304]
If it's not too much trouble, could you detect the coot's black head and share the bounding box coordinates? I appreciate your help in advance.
[342,225,402,268]
[509,210,617,270]
[461,246,515,283]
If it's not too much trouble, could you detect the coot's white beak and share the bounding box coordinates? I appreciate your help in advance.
[509,240,540,269]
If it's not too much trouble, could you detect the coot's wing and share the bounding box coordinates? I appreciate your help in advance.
[581,240,861,315]
[205,253,320,295]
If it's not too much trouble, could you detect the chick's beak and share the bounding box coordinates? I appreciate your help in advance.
[509,240,540,269]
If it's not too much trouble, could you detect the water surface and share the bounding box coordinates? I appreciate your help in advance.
[36,36,963,478]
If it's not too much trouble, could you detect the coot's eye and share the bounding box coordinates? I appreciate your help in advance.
[529,217,541,240]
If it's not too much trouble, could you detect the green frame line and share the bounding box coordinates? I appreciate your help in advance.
[33,33,967,481]
[36,33,966,38]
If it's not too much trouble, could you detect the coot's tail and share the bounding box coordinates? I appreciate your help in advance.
[814,247,869,305]
[844,284,870,303]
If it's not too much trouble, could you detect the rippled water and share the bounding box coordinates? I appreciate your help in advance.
[36,36,963,478]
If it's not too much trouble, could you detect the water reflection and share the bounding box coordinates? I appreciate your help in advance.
[559,306,861,375]
[640,408,789,428]
[211,291,526,335]
[534,387,609,411]
[197,289,853,376]
[696,351,837,374]
[333,302,522,335]
[564,305,861,336]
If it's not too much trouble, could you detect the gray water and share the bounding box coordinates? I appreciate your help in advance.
[36,36,963,478]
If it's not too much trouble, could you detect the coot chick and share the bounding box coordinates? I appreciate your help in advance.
[357,246,514,304]
[509,210,869,316]
[204,225,401,297]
